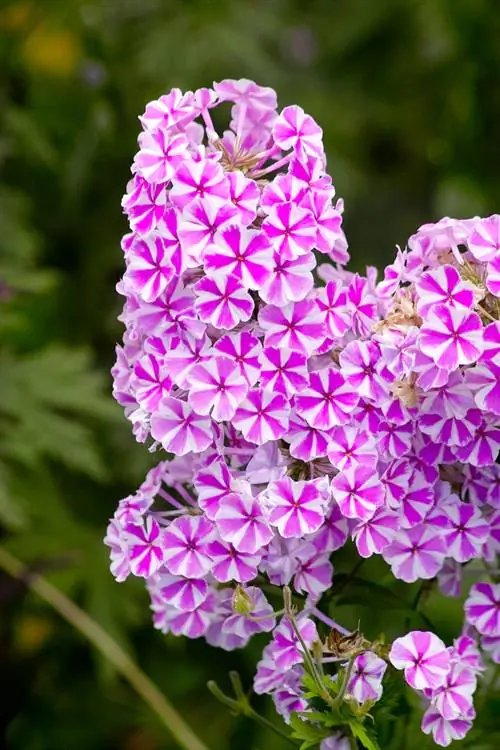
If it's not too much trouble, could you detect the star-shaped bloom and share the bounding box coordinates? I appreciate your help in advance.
[327,426,377,471]
[467,214,500,262]
[464,582,500,636]
[194,457,234,520]
[266,478,328,538]
[272,105,323,158]
[170,158,229,210]
[194,273,254,330]
[352,507,399,558]
[315,281,351,341]
[150,396,213,456]
[204,225,273,289]
[125,180,168,235]
[215,491,274,554]
[214,332,262,386]
[419,304,483,371]
[125,234,175,302]
[259,347,309,397]
[285,411,331,462]
[270,616,318,669]
[347,651,387,703]
[421,708,472,748]
[178,198,239,266]
[296,369,359,430]
[432,501,490,563]
[331,465,385,521]
[187,355,249,422]
[259,300,325,355]
[259,250,315,307]
[262,202,316,260]
[135,130,189,184]
[133,352,172,412]
[226,171,260,224]
[389,631,451,690]
[383,523,447,582]
[415,264,474,318]
[162,515,215,578]
[125,516,165,578]
[466,363,500,416]
[232,389,289,445]
[431,664,477,720]
[158,573,208,612]
[207,538,261,583]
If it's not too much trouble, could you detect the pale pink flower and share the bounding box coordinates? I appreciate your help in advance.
[389,631,451,690]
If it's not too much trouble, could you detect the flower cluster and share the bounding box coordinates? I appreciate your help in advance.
[108,79,500,747]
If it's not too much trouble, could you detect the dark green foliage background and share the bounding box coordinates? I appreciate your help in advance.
[1,1,499,748]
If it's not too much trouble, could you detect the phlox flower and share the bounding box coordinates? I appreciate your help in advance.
[272,105,324,158]
[162,332,211,389]
[170,158,229,210]
[221,587,276,640]
[293,554,333,599]
[352,507,399,558]
[135,129,189,184]
[214,331,262,386]
[162,515,215,578]
[467,214,500,262]
[260,173,306,210]
[327,425,377,471]
[389,631,451,690]
[296,368,359,430]
[125,234,175,302]
[419,304,483,371]
[150,396,213,455]
[310,504,349,553]
[232,389,289,445]
[187,355,249,421]
[273,673,308,724]
[207,538,261,583]
[226,171,259,224]
[262,202,316,260]
[415,264,474,318]
[178,199,239,266]
[464,582,500,636]
[421,708,472,747]
[320,734,351,750]
[266,477,329,538]
[340,340,390,405]
[315,280,351,341]
[431,664,477,720]
[383,523,447,582]
[204,225,273,289]
[194,457,233,520]
[158,573,208,612]
[133,352,172,412]
[270,616,318,669]
[215,491,274,554]
[432,501,490,563]
[347,651,387,703]
[124,180,168,235]
[331,465,385,521]
[346,274,378,337]
[259,250,315,307]
[465,362,500,416]
[259,299,325,355]
[259,347,309,397]
[437,559,462,598]
[285,411,331,461]
[194,273,254,330]
[125,516,165,578]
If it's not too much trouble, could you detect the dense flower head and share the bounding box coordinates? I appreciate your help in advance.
[109,79,500,748]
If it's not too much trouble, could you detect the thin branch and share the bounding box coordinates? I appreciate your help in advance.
[0,547,209,750]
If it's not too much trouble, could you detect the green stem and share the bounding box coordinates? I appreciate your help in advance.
[333,657,355,707]
[0,547,209,750]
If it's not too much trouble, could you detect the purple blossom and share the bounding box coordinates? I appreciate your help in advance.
[421,708,472,747]
[347,651,387,703]
[419,304,483,371]
[331,465,385,521]
[215,491,274,554]
[389,631,451,690]
[464,582,500,636]
[162,515,214,578]
[266,477,328,537]
[383,524,447,582]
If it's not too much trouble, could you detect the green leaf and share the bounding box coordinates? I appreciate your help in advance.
[349,720,381,750]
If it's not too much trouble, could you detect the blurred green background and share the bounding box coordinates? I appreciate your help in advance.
[1,1,500,748]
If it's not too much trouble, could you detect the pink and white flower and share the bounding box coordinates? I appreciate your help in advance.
[162,515,215,578]
[204,225,273,289]
[296,369,359,430]
[464,582,500,636]
[383,524,447,582]
[125,517,165,578]
[263,202,316,260]
[232,389,289,445]
[421,708,472,747]
[347,651,387,703]
[266,478,328,538]
[419,304,483,371]
[194,273,254,330]
[187,355,249,422]
[215,491,274,554]
[389,631,451,690]
[150,396,213,455]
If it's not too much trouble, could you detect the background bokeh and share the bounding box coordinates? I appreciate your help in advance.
[1,1,500,748]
